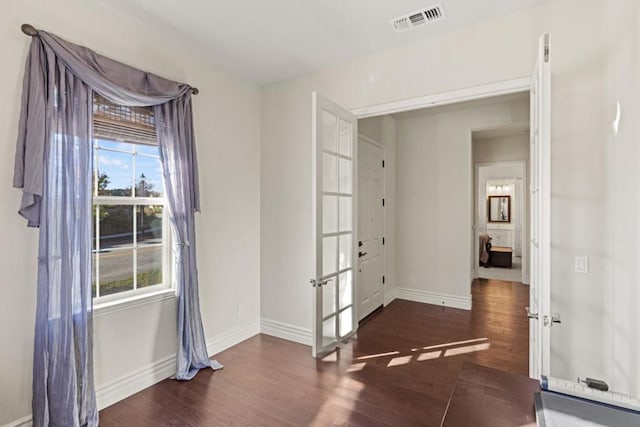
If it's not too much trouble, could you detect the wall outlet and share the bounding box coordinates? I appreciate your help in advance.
[237,305,244,317]
[575,256,589,274]
[409,275,416,284]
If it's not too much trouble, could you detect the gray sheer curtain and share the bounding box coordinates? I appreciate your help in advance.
[14,31,219,425]
[156,100,221,379]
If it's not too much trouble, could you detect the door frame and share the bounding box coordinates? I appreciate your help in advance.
[356,133,386,319]
[349,77,536,373]
[473,160,529,285]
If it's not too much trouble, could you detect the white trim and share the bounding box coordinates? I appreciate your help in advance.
[96,354,176,410]
[1,415,32,427]
[206,319,261,356]
[383,286,397,306]
[96,318,259,409]
[93,288,175,318]
[351,78,531,118]
[261,318,312,346]
[396,287,472,310]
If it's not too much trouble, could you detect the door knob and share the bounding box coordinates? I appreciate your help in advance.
[310,278,334,288]
[358,251,368,258]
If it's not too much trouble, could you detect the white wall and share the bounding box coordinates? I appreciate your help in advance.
[473,134,530,164]
[394,98,528,300]
[358,116,397,305]
[261,0,640,398]
[1,0,261,424]
[600,0,640,397]
[600,0,640,399]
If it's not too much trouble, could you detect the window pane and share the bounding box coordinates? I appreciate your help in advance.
[135,156,164,197]
[322,277,336,318]
[137,245,162,288]
[339,271,353,309]
[99,205,134,250]
[323,236,337,276]
[339,197,352,232]
[323,196,338,234]
[339,307,353,338]
[97,148,133,196]
[323,315,336,346]
[322,110,337,152]
[137,205,163,245]
[339,158,352,194]
[99,247,134,296]
[323,153,338,193]
[338,119,352,157]
[339,234,352,270]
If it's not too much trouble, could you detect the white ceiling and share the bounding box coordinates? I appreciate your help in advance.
[102,0,544,85]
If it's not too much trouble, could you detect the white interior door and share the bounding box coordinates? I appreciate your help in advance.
[529,33,551,380]
[312,92,358,358]
[357,137,384,320]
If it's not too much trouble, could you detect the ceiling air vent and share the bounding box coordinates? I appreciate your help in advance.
[391,3,445,32]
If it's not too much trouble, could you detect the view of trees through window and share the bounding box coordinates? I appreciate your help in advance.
[92,138,166,299]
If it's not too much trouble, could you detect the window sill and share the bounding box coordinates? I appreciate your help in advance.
[93,288,176,318]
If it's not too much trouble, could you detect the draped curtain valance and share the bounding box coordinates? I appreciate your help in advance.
[13,30,215,427]
[14,30,199,227]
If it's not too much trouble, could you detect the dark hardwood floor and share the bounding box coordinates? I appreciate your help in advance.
[99,278,530,426]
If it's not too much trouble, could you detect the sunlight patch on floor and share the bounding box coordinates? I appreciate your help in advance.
[387,355,413,367]
[444,342,490,357]
[309,376,365,426]
[417,350,442,361]
[418,338,489,352]
[352,338,491,370]
[357,350,399,360]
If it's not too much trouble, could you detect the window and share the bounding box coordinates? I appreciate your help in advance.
[92,94,170,301]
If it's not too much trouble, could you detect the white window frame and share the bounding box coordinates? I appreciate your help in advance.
[92,139,173,306]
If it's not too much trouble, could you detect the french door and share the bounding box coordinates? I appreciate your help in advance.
[311,92,358,358]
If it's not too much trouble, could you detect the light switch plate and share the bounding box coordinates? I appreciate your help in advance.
[575,256,589,273]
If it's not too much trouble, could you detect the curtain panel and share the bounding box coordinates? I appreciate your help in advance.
[14,31,218,426]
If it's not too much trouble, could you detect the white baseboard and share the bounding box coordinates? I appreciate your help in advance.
[207,319,261,356]
[384,286,397,306]
[261,318,312,346]
[396,287,472,310]
[96,354,176,410]
[98,318,259,409]
[3,319,261,427]
[2,414,32,427]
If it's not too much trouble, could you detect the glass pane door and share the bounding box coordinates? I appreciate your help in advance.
[312,92,357,357]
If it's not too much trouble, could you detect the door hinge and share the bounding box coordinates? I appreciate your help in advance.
[544,34,550,63]
[382,275,385,284]
[382,160,385,168]
[382,198,385,206]
[382,237,385,245]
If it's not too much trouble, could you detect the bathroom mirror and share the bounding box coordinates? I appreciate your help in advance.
[488,195,511,223]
